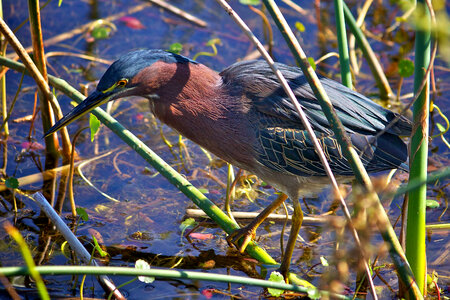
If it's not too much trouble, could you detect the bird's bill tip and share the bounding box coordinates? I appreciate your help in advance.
[43,91,107,138]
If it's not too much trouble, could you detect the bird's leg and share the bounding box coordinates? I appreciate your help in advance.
[227,193,288,253]
[279,198,303,281]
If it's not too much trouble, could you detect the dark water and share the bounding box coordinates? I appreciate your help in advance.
[2,0,449,299]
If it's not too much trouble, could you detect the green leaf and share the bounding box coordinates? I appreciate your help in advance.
[295,21,305,32]
[436,123,445,133]
[91,26,111,40]
[5,177,19,189]
[198,188,209,194]
[308,57,316,71]
[307,287,321,299]
[179,218,197,244]
[168,43,183,54]
[92,236,108,257]
[135,259,155,283]
[287,272,316,288]
[76,207,89,221]
[179,218,196,233]
[267,271,284,297]
[427,271,438,290]
[320,256,329,266]
[239,0,261,5]
[426,199,440,209]
[398,59,414,77]
[89,113,100,142]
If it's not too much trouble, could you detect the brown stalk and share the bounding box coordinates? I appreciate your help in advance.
[27,0,59,158]
[0,16,75,163]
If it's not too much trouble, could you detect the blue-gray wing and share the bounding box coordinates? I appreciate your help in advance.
[220,60,412,136]
[220,60,411,176]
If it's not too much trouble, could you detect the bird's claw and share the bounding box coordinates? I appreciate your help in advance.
[226,227,257,253]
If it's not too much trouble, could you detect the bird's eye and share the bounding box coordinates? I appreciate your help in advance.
[117,79,128,87]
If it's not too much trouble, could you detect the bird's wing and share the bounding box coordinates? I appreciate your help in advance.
[255,124,409,177]
[220,60,410,176]
[220,60,412,136]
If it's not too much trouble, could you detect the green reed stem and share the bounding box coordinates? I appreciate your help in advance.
[334,1,364,292]
[334,0,352,88]
[343,3,393,99]
[0,265,353,299]
[406,0,431,295]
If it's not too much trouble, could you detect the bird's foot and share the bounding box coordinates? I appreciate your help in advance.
[226,226,257,253]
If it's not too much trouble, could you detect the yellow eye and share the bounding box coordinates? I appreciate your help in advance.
[117,79,128,87]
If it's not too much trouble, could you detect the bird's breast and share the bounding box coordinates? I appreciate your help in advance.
[150,95,259,170]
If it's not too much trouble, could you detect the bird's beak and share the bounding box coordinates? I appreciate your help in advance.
[44,90,110,137]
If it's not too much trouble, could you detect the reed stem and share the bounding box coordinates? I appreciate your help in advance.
[406,0,431,295]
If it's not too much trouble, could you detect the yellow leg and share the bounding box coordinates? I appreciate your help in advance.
[279,198,303,280]
[227,193,288,253]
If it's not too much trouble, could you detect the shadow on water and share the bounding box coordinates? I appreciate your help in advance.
[1,0,449,299]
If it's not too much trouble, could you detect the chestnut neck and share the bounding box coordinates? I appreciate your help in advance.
[133,61,255,167]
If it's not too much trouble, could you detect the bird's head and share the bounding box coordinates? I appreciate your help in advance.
[44,49,196,137]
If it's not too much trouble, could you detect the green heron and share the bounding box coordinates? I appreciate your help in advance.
[45,49,411,278]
